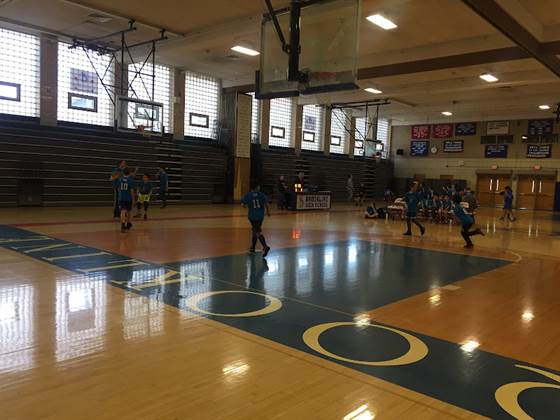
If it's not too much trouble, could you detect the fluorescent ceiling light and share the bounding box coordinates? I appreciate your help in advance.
[441,111,453,116]
[366,14,397,30]
[539,104,550,110]
[231,45,260,56]
[364,87,382,94]
[479,73,498,83]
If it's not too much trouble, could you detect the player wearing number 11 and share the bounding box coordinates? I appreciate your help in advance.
[241,184,271,257]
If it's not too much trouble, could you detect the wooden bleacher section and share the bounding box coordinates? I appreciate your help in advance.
[0,120,228,207]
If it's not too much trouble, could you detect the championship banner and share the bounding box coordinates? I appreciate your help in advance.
[455,122,476,136]
[432,123,453,139]
[443,140,464,152]
[485,144,508,158]
[527,144,552,158]
[410,140,429,156]
[411,125,430,139]
[487,121,509,135]
[527,119,554,136]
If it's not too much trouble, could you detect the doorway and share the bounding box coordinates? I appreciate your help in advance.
[476,174,512,207]
[516,175,556,210]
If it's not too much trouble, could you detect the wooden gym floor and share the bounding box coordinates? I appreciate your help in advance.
[0,204,559,419]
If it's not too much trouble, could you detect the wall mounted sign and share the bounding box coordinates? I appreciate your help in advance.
[304,115,317,131]
[411,125,430,139]
[432,123,453,139]
[443,140,464,152]
[485,144,508,158]
[527,119,554,136]
[487,121,509,135]
[410,140,429,156]
[454,122,477,136]
[527,144,552,158]
[70,68,98,94]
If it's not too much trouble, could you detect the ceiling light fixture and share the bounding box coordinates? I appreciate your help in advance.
[441,111,453,116]
[479,73,499,83]
[366,14,397,30]
[539,104,551,110]
[364,87,382,94]
[231,45,260,56]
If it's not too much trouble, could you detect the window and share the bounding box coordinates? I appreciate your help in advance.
[303,131,315,142]
[302,105,323,151]
[0,82,21,101]
[248,92,260,143]
[128,63,173,133]
[271,126,285,138]
[58,42,114,126]
[0,28,40,117]
[330,109,347,154]
[354,117,368,156]
[269,97,293,147]
[184,71,220,139]
[68,93,97,112]
[376,118,390,157]
[189,113,209,128]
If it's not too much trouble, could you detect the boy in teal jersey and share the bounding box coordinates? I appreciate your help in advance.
[241,184,271,257]
[118,168,136,233]
[403,182,426,236]
[453,194,484,248]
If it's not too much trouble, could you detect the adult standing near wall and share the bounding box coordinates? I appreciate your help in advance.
[110,160,127,218]
[277,175,288,210]
[346,174,354,202]
[159,165,169,209]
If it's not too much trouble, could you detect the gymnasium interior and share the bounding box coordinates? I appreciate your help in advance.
[0,0,559,419]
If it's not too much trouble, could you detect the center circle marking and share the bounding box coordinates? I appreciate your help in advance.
[185,290,282,317]
[303,322,429,366]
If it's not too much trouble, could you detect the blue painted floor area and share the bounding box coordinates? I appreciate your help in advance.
[168,240,510,314]
[1,225,558,419]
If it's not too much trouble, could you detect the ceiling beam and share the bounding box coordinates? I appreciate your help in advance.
[461,0,560,78]
[357,47,529,79]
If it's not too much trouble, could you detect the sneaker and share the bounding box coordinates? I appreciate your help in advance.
[121,226,126,233]
[476,228,485,236]
[126,222,133,230]
[248,248,256,254]
[263,246,271,258]
[420,226,426,236]
[403,232,412,236]
[464,243,474,248]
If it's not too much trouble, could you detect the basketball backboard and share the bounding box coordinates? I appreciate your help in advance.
[116,96,164,136]
[257,0,361,99]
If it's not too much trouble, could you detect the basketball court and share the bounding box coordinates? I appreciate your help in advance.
[0,1,560,419]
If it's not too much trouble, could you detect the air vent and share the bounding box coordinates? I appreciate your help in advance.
[87,12,112,24]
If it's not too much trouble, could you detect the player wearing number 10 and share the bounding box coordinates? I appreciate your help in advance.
[241,184,271,257]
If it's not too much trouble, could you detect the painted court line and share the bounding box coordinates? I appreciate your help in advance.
[0,225,557,419]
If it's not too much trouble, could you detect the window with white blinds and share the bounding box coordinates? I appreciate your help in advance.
[330,109,347,154]
[302,105,323,151]
[377,118,390,154]
[269,97,293,148]
[354,117,367,156]
[248,92,260,143]
[184,72,220,139]
[58,42,114,126]
[0,28,40,117]
[128,63,173,133]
